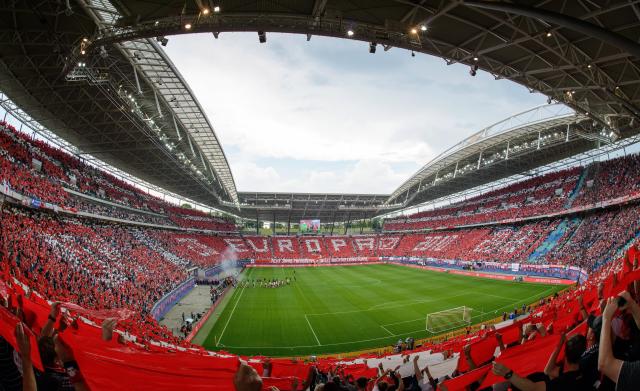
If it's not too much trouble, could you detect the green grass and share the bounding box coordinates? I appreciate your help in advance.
[196,264,566,356]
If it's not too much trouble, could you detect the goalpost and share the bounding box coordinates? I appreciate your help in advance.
[425,306,472,334]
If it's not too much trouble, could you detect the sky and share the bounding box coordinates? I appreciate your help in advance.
[164,32,548,194]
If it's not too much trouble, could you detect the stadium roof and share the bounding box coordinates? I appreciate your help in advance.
[386,104,595,208]
[1,0,640,221]
[238,192,389,223]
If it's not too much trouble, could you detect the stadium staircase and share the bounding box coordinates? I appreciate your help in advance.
[528,218,573,261]
[565,166,589,208]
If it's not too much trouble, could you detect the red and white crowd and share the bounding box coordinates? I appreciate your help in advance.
[0,121,236,232]
[384,157,640,231]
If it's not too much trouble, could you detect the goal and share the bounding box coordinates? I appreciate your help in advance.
[425,306,472,334]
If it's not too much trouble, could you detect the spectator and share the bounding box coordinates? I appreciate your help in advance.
[492,333,590,390]
[598,294,640,390]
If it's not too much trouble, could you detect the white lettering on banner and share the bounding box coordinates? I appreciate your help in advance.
[413,235,459,251]
[330,238,347,252]
[354,237,375,250]
[379,237,399,249]
[433,235,458,251]
[224,238,248,252]
[176,238,218,255]
[413,236,439,251]
[246,238,269,253]
[277,239,294,252]
[304,239,321,253]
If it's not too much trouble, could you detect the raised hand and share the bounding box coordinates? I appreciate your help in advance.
[15,322,31,357]
[492,361,510,377]
[50,301,60,317]
[603,297,618,321]
[101,317,118,341]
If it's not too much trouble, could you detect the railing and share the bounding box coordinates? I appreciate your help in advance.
[150,277,196,321]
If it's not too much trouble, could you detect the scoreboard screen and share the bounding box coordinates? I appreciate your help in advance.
[299,219,320,233]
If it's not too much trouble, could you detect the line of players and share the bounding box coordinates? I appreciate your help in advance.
[238,274,297,289]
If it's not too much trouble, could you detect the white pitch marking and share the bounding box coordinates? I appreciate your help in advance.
[217,284,247,345]
[380,325,394,336]
[305,315,322,345]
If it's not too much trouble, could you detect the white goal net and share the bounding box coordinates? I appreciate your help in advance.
[425,306,472,334]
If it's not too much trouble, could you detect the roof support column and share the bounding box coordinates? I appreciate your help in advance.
[453,161,459,178]
[537,131,541,149]
[566,124,570,142]
[187,134,196,158]
[477,150,483,169]
[172,115,181,140]
[154,90,162,117]
[344,213,351,235]
[133,65,142,94]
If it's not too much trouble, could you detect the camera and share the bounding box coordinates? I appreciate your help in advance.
[618,296,627,307]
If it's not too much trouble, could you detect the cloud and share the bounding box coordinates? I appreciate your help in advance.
[164,33,547,193]
[235,158,409,194]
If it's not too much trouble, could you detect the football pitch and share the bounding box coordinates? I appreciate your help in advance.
[193,264,566,356]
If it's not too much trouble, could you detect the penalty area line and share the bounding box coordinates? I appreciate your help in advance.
[380,325,394,336]
[217,284,246,346]
[304,314,322,346]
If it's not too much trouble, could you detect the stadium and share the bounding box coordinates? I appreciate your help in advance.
[1,0,640,390]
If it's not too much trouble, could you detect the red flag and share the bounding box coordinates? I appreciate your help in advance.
[0,306,43,371]
[457,333,498,372]
[479,334,561,389]
[441,365,491,391]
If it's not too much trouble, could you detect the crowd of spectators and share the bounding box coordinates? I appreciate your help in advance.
[573,154,640,206]
[31,209,626,273]
[0,121,237,232]
[384,168,582,231]
[383,154,640,232]
[540,207,640,270]
[0,206,187,345]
